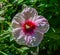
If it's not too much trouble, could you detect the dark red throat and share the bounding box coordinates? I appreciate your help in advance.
[22,20,36,34]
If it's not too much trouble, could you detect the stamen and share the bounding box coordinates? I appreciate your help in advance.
[26,25,30,29]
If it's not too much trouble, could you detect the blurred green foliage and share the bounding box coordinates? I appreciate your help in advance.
[0,0,60,55]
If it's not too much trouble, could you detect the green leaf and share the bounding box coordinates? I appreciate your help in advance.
[46,28,60,40]
[20,47,29,53]
[30,0,37,2]
[0,10,5,15]
[0,51,7,55]
[18,0,23,4]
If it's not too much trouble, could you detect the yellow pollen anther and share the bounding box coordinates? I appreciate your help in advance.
[26,25,30,29]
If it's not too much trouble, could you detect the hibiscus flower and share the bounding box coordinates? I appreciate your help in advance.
[12,7,49,47]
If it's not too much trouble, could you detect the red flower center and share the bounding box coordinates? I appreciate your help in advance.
[22,20,36,34]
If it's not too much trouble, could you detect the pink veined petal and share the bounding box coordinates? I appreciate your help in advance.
[12,28,21,33]
[21,7,38,20]
[35,16,49,33]
[14,13,25,22]
[14,30,26,45]
[24,32,43,47]
[24,35,32,45]
[12,13,25,28]
[12,28,22,39]
[31,15,38,21]
[12,19,20,28]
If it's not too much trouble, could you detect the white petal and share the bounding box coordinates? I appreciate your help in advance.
[12,28,21,39]
[12,28,21,33]
[24,35,32,45]
[25,32,43,47]
[21,7,38,20]
[13,13,25,22]
[12,13,25,28]
[35,16,49,33]
[12,19,20,28]
[14,30,26,45]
